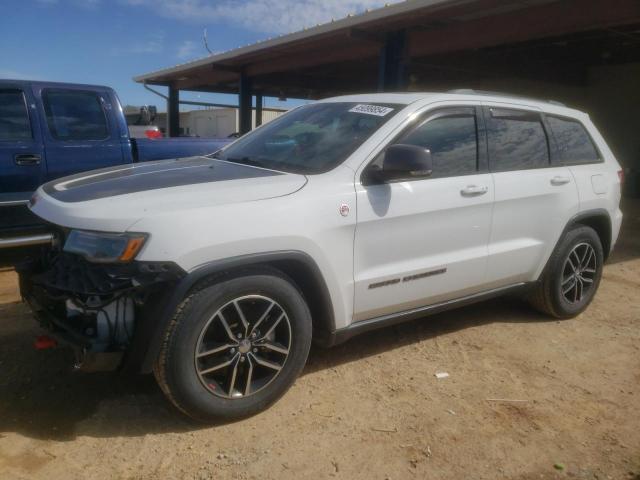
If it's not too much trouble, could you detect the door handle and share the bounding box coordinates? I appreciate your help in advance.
[14,154,41,166]
[460,185,488,196]
[550,176,571,186]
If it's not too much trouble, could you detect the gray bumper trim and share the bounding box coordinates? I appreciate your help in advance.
[0,233,53,249]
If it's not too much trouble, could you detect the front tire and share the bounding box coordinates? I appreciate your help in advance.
[154,269,312,422]
[529,225,604,318]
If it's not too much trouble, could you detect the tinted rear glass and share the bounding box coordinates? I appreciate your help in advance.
[547,116,600,165]
[0,89,32,141]
[487,108,549,172]
[43,90,109,140]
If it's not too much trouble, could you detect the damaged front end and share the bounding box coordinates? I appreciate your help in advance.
[19,245,185,372]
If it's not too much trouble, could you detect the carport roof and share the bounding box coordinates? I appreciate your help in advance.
[133,0,458,86]
[133,0,640,99]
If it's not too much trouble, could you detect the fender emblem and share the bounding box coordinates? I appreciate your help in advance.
[339,204,350,217]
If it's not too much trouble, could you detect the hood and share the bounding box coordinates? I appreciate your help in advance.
[31,157,307,231]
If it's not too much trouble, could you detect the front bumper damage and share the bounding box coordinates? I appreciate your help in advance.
[18,251,185,371]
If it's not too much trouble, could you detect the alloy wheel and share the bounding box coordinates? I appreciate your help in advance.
[561,242,597,304]
[194,295,292,399]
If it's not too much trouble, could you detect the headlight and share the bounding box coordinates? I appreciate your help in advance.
[63,230,148,263]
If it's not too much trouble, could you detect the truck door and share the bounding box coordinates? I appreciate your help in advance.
[0,84,46,202]
[35,86,125,181]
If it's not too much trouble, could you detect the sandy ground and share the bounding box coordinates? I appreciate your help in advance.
[0,201,639,480]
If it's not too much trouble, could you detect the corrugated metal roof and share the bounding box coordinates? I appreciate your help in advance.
[132,0,640,101]
[133,0,460,83]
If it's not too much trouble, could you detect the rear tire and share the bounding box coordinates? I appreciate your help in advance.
[154,269,312,422]
[528,225,604,318]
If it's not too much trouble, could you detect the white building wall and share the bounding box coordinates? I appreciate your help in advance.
[186,108,285,138]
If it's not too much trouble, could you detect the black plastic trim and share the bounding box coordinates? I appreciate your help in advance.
[322,282,531,347]
[133,250,334,374]
[537,208,613,281]
[566,208,613,257]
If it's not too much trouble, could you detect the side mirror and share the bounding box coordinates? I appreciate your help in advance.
[367,144,432,184]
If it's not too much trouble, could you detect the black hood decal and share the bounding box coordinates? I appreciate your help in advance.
[42,157,282,203]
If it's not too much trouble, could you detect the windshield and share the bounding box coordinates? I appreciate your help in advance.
[210,102,401,174]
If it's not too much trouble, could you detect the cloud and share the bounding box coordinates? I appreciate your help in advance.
[37,0,101,7]
[0,69,41,80]
[177,40,198,59]
[110,32,165,56]
[119,0,401,35]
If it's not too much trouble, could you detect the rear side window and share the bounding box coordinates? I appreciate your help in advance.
[486,108,549,172]
[43,90,109,140]
[547,116,601,165]
[0,89,32,141]
[398,111,478,178]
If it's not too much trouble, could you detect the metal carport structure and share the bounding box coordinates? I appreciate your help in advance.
[134,0,640,185]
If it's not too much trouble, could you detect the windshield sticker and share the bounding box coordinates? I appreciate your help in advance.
[348,104,394,117]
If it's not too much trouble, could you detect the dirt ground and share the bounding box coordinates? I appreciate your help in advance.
[0,202,638,480]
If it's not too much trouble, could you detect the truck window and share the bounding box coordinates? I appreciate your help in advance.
[398,112,478,178]
[0,89,32,141]
[546,116,601,165]
[486,108,550,172]
[43,90,109,140]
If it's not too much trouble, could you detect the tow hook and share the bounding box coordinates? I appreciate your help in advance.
[34,335,57,350]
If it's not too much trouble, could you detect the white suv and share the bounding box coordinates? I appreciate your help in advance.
[21,91,623,421]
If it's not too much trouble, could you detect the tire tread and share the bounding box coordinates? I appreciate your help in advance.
[153,267,311,422]
[528,224,603,319]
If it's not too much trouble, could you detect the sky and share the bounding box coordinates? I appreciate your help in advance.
[0,0,400,111]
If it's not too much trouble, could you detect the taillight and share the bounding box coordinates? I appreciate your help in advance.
[145,129,163,139]
[618,169,624,184]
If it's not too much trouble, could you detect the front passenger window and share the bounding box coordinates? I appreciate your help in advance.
[399,113,478,178]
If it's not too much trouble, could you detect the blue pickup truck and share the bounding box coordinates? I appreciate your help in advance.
[0,80,229,264]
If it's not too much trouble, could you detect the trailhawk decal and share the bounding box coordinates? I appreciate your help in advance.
[368,268,447,289]
[348,104,395,117]
[42,157,282,203]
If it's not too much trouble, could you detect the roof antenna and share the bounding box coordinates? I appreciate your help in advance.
[203,28,213,55]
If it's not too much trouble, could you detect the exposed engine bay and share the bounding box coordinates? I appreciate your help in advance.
[18,247,184,371]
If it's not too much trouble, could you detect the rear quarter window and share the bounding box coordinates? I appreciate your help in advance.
[546,116,601,165]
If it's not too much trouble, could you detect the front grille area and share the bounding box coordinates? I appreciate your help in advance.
[18,252,185,355]
[31,252,183,297]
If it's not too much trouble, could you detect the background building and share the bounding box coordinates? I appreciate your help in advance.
[134,0,640,194]
[124,105,285,137]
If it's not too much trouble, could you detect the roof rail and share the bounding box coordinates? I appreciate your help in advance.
[446,89,566,107]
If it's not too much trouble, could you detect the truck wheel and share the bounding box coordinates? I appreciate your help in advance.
[154,269,312,422]
[528,225,604,318]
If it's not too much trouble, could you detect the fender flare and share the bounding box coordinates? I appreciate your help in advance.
[127,250,334,374]
[565,208,613,256]
[537,208,612,281]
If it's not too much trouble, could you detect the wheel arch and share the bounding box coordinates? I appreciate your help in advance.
[567,209,612,260]
[538,208,612,282]
[130,250,335,374]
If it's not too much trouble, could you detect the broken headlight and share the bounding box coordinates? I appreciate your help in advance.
[63,230,148,263]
